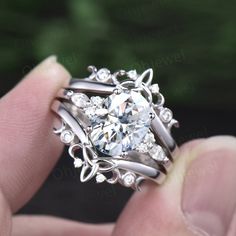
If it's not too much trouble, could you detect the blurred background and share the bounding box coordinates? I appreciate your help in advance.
[0,0,235,223]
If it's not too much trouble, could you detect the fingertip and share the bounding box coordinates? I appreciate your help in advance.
[113,136,236,235]
[24,55,71,88]
[0,56,71,212]
[182,136,236,236]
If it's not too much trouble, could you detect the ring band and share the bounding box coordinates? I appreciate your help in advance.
[52,66,179,189]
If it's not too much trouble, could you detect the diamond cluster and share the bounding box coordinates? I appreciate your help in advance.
[56,66,178,189]
[136,132,167,162]
[66,89,168,162]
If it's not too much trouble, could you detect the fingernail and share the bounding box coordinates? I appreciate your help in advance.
[24,55,70,86]
[182,136,236,236]
[39,55,57,65]
[23,55,57,79]
[41,55,57,64]
[35,55,57,71]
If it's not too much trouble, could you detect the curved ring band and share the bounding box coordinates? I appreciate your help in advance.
[52,66,179,189]
[57,82,179,157]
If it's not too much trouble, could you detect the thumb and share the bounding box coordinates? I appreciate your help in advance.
[112,136,236,236]
[182,136,236,236]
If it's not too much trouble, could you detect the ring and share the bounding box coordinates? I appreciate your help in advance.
[52,66,179,190]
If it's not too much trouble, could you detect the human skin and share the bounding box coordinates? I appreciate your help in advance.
[0,56,236,236]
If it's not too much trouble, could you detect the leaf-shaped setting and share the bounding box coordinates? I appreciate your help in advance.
[135,69,153,87]
[119,80,136,90]
[82,145,97,166]
[139,82,153,105]
[80,163,99,182]
[94,158,117,172]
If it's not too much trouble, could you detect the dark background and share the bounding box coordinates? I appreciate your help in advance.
[0,0,236,223]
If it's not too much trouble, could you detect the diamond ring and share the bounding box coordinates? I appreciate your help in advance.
[52,66,179,189]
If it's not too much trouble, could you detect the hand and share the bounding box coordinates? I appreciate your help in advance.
[0,56,235,236]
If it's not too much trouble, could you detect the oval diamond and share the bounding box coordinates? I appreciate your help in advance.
[89,91,151,156]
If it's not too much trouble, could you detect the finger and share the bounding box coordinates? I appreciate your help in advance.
[112,136,236,236]
[12,215,113,236]
[0,190,11,236]
[0,56,70,212]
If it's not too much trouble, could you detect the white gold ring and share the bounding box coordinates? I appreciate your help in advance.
[52,66,179,190]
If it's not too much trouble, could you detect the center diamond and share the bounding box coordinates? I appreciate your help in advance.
[89,91,151,156]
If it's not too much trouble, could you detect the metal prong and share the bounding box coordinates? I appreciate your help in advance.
[117,70,126,77]
[65,90,74,98]
[113,88,122,95]
[86,126,93,133]
[87,65,97,73]
[149,112,155,120]
[121,151,128,158]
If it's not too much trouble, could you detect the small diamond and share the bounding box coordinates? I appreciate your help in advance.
[160,108,173,123]
[95,108,108,116]
[150,84,159,94]
[96,173,107,183]
[66,90,74,97]
[143,132,155,144]
[96,68,111,82]
[136,143,148,153]
[122,172,136,187]
[91,96,104,107]
[127,70,138,80]
[74,158,83,168]
[149,144,166,161]
[84,106,96,119]
[71,93,89,108]
[60,130,74,144]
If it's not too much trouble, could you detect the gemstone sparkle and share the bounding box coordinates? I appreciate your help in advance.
[96,173,107,183]
[96,68,111,82]
[160,108,173,123]
[122,172,136,187]
[71,93,89,108]
[89,91,151,156]
[60,130,74,144]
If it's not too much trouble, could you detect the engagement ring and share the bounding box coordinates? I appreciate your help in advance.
[52,66,179,190]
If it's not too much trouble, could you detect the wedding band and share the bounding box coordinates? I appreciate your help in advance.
[52,66,179,189]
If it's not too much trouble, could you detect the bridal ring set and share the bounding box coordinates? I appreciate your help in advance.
[52,66,179,190]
